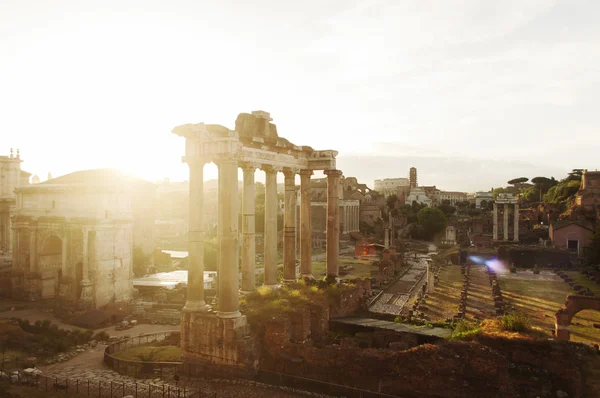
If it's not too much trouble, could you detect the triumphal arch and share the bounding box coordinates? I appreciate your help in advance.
[173,110,343,366]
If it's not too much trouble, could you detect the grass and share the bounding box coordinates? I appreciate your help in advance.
[499,274,600,344]
[501,312,531,332]
[450,319,481,340]
[112,346,182,362]
[408,264,463,320]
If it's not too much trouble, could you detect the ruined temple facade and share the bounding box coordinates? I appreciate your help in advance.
[576,169,600,217]
[9,169,155,309]
[0,149,31,258]
[174,110,342,368]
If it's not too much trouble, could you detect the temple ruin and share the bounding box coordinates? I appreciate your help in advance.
[173,111,343,366]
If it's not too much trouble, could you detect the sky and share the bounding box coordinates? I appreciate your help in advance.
[1,0,599,192]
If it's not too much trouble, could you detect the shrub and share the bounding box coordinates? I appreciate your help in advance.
[256,285,272,297]
[501,312,531,332]
[93,331,110,342]
[451,320,481,340]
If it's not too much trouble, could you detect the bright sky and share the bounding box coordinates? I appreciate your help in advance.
[1,0,599,191]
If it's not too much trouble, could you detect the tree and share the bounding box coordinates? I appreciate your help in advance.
[567,169,583,181]
[438,201,456,217]
[508,177,529,185]
[480,200,488,209]
[386,194,398,211]
[417,207,447,241]
[584,229,600,265]
[492,187,506,199]
[133,246,151,277]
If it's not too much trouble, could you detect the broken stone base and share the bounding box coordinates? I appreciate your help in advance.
[181,311,258,369]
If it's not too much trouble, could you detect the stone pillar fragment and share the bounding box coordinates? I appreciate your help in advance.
[492,202,498,241]
[184,160,209,311]
[217,157,241,318]
[241,164,256,291]
[503,203,509,241]
[513,202,519,242]
[29,227,36,272]
[300,170,313,278]
[263,166,279,287]
[325,169,342,279]
[283,169,297,283]
[79,228,93,306]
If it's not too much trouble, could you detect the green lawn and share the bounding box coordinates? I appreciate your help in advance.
[499,276,600,344]
[112,346,182,362]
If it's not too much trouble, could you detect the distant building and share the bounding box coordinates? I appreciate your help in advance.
[576,169,600,213]
[10,169,155,309]
[409,167,417,189]
[549,220,594,257]
[374,178,409,197]
[475,192,493,208]
[439,191,468,205]
[0,149,31,256]
[406,187,432,207]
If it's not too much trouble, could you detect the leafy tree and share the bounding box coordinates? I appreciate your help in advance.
[567,169,583,181]
[480,200,488,209]
[492,187,506,199]
[438,202,456,217]
[417,207,447,240]
[133,246,151,276]
[386,194,398,210]
[508,177,529,185]
[584,229,600,265]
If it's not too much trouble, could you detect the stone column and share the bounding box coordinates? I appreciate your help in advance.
[427,263,435,293]
[300,170,313,279]
[216,157,241,318]
[79,228,93,306]
[513,202,519,242]
[263,166,279,287]
[503,203,509,241]
[241,164,256,292]
[184,160,209,311]
[283,169,297,283]
[29,227,36,272]
[384,228,389,249]
[61,235,67,274]
[492,202,498,241]
[11,227,18,268]
[325,169,342,279]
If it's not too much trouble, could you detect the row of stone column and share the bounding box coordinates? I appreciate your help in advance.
[342,204,360,234]
[492,202,519,242]
[184,158,342,319]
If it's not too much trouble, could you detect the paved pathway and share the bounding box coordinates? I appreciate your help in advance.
[368,249,434,316]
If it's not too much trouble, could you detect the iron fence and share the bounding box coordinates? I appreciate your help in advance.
[1,371,210,398]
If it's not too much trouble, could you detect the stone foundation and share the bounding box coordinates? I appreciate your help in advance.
[181,311,258,368]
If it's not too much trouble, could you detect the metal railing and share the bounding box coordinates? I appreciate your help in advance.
[1,371,206,398]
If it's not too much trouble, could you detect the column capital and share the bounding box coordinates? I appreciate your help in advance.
[240,162,261,172]
[283,167,299,177]
[261,165,283,174]
[299,169,313,177]
[324,169,343,177]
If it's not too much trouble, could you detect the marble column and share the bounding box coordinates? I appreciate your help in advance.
[80,228,92,305]
[492,202,498,241]
[29,227,36,272]
[503,203,509,241]
[300,170,313,279]
[184,160,208,311]
[325,169,342,278]
[216,157,241,318]
[61,236,67,274]
[513,203,520,242]
[263,166,279,287]
[283,169,297,283]
[241,164,256,292]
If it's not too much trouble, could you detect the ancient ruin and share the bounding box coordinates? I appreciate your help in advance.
[555,295,600,341]
[173,111,342,366]
[7,169,155,308]
[493,193,519,242]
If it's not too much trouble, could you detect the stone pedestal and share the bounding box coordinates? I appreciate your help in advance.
[181,311,258,368]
